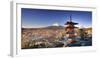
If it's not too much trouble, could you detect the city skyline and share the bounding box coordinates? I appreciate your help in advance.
[21,8,92,28]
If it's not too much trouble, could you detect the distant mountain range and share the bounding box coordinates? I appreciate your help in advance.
[22,25,65,30]
[22,26,92,30]
[44,26,64,29]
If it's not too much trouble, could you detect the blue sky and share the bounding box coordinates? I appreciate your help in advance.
[21,8,92,28]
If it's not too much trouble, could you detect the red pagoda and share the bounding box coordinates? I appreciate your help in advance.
[65,16,78,38]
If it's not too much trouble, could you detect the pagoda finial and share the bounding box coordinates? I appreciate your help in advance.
[69,15,72,22]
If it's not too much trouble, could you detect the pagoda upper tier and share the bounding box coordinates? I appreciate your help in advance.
[65,16,78,25]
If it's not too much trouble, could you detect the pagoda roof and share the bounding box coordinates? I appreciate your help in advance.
[65,21,78,25]
[65,26,78,28]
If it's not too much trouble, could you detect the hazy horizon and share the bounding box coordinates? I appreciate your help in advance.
[22,25,92,29]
